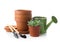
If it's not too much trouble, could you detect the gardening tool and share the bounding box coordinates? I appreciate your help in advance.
[10,25,27,38]
[33,16,58,34]
[9,26,19,38]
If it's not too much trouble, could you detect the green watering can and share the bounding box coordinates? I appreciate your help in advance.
[33,16,58,34]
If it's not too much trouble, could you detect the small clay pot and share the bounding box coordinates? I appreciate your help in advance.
[29,26,40,37]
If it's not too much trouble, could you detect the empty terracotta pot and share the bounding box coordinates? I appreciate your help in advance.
[4,26,11,32]
[15,10,32,34]
[29,26,40,37]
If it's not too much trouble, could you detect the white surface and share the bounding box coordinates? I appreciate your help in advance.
[0,0,60,42]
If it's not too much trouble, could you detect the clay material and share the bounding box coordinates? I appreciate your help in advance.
[29,26,40,37]
[15,10,32,34]
[4,26,11,32]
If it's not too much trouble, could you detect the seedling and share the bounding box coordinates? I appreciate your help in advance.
[28,20,40,26]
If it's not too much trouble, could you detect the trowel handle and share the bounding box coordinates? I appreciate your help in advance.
[10,25,19,34]
[9,25,19,38]
[10,25,27,38]
[9,26,14,32]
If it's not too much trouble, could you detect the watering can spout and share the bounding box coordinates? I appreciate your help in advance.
[46,16,58,30]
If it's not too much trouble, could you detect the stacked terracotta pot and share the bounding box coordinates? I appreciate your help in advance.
[15,10,32,34]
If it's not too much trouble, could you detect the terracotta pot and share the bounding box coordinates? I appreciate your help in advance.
[15,10,32,34]
[17,30,29,34]
[4,26,11,32]
[29,26,40,37]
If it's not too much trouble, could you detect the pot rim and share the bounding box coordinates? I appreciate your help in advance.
[28,25,40,27]
[15,9,31,12]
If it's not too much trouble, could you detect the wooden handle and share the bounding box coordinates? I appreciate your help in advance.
[9,26,14,32]
[9,25,19,34]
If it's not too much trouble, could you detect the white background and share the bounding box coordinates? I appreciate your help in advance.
[0,0,60,42]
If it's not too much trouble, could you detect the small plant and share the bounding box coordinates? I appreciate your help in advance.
[28,20,41,26]
[28,19,40,37]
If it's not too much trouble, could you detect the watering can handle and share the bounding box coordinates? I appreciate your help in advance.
[33,16,40,20]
